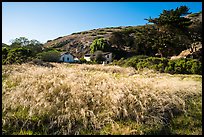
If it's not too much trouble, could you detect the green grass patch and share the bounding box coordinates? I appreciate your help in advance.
[169,96,202,135]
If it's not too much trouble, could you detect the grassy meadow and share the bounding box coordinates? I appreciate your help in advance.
[2,63,202,135]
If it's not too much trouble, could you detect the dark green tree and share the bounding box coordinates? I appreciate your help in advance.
[142,6,196,57]
[145,6,192,30]
[109,31,134,51]
[90,50,106,64]
[10,37,30,47]
[9,37,43,56]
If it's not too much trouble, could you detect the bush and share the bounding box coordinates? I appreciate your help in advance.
[3,47,32,65]
[190,61,202,75]
[37,50,60,62]
[114,56,202,75]
[2,47,9,60]
[112,58,125,66]
[164,61,175,74]
[123,55,149,68]
[79,58,87,64]
[173,59,186,73]
[164,58,202,75]
[90,51,106,64]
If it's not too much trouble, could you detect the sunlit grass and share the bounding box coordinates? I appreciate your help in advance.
[2,63,202,135]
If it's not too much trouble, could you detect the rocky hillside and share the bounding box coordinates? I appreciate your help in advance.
[43,26,134,58]
[43,11,202,59]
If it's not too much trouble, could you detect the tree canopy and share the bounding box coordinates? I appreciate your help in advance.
[145,6,192,30]
[90,38,111,53]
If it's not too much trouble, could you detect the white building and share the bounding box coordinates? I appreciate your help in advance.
[84,52,112,64]
[102,52,112,64]
[59,52,75,63]
[84,54,92,62]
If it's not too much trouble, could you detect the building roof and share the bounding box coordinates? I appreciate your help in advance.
[60,52,77,58]
[85,52,111,56]
[60,52,72,55]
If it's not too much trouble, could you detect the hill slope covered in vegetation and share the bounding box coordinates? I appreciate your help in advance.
[43,9,202,60]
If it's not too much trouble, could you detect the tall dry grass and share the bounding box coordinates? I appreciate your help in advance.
[2,63,202,134]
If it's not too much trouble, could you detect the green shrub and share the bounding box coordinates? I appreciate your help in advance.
[114,56,202,75]
[164,61,175,74]
[191,61,202,75]
[90,50,106,64]
[174,59,186,74]
[164,58,202,75]
[37,50,60,62]
[3,47,32,65]
[123,55,149,68]
[2,47,9,60]
[136,61,147,70]
[79,58,87,64]
[113,58,125,66]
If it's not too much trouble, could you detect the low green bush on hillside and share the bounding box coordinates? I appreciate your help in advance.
[164,58,202,75]
[113,56,202,75]
[36,50,61,62]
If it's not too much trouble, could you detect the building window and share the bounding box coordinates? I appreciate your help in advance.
[107,55,109,58]
[67,57,69,61]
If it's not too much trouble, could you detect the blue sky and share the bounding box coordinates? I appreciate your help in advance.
[2,2,202,44]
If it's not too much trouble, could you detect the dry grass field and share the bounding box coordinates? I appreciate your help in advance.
[2,63,202,135]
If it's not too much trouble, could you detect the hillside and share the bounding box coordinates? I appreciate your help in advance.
[43,11,202,59]
[43,26,134,58]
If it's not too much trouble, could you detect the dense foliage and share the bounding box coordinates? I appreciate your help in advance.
[145,6,192,30]
[2,47,32,65]
[107,6,201,60]
[37,50,61,62]
[90,38,111,53]
[113,56,202,75]
[2,37,43,64]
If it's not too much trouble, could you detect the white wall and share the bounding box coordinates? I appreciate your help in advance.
[104,53,112,64]
[84,56,91,61]
[84,53,112,63]
[60,54,74,62]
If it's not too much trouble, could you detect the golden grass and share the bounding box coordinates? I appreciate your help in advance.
[2,63,202,135]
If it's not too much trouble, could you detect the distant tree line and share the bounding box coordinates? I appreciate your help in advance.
[2,37,61,65]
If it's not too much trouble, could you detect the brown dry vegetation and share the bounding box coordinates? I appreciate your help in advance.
[2,63,202,135]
